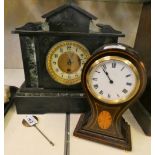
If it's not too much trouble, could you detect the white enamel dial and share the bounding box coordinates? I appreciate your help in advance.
[46,40,90,85]
[86,56,140,104]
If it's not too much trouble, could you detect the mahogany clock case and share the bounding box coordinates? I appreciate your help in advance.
[74,44,147,151]
[13,3,124,114]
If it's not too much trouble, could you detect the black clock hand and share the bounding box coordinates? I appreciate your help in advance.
[67,59,72,65]
[67,53,74,65]
[102,69,114,84]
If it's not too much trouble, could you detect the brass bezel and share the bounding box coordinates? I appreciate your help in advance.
[86,56,140,104]
[46,40,90,85]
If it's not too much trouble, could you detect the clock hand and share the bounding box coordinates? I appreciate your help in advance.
[102,69,114,84]
[67,52,74,65]
[67,59,72,65]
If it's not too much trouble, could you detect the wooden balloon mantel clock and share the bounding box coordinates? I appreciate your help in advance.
[12,3,124,114]
[74,44,147,150]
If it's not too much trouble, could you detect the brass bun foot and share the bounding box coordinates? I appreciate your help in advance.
[73,114,132,151]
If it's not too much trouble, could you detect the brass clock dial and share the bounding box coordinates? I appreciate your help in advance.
[86,56,140,104]
[46,40,90,85]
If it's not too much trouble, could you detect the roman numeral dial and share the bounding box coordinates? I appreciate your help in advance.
[86,56,140,104]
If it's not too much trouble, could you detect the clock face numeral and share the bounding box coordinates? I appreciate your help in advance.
[67,45,71,50]
[53,62,56,65]
[94,84,98,89]
[81,61,85,65]
[99,90,103,95]
[54,54,58,58]
[122,89,128,94]
[112,62,116,68]
[56,68,59,72]
[92,78,98,81]
[126,74,131,77]
[126,82,132,86]
[121,66,125,71]
[95,70,100,73]
[46,40,90,85]
[102,64,107,70]
[86,56,139,104]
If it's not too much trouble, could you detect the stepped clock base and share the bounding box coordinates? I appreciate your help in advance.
[14,83,90,114]
[74,113,132,151]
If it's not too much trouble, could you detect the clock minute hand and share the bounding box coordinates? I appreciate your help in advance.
[67,52,74,65]
[102,69,114,84]
[67,59,72,65]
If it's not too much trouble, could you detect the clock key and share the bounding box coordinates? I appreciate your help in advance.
[23,115,55,147]
[34,125,54,146]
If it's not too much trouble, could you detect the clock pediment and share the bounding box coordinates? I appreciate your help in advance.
[42,3,97,32]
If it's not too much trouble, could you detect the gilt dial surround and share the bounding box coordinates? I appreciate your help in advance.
[86,56,140,104]
[46,40,90,85]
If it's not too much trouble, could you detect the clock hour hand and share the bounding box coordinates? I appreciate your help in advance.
[67,59,72,65]
[102,69,114,84]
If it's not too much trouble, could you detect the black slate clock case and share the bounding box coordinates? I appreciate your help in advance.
[13,3,124,114]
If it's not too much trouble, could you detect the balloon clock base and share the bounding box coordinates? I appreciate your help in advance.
[74,113,132,151]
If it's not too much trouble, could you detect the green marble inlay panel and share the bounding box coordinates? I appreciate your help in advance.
[24,36,38,87]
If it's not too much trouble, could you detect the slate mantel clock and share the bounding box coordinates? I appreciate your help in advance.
[74,43,147,150]
[13,3,124,114]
